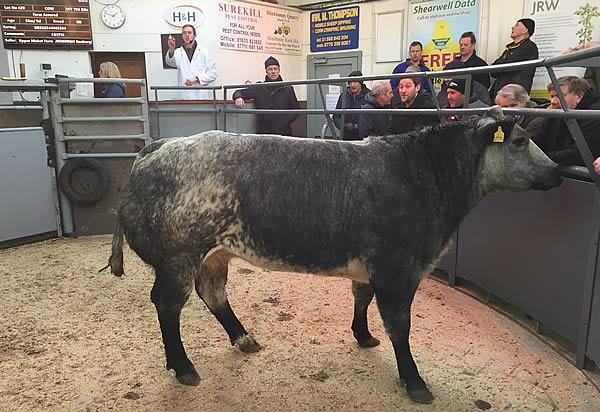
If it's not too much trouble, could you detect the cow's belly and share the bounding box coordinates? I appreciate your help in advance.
[204,245,370,284]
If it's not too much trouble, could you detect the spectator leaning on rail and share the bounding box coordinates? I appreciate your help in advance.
[534,76,600,166]
[444,31,490,89]
[390,65,439,134]
[333,70,370,140]
[390,41,432,95]
[444,78,489,122]
[98,61,125,98]
[490,18,539,97]
[165,24,217,100]
[495,83,545,136]
[233,56,300,136]
[358,80,394,138]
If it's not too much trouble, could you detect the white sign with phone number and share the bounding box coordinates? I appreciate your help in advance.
[217,1,301,55]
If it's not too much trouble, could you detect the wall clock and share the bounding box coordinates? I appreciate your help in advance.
[101,4,126,29]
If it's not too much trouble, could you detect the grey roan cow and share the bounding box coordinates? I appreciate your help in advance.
[105,107,561,404]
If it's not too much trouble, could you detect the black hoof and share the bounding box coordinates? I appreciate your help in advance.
[176,369,201,386]
[235,335,262,353]
[357,336,381,348]
[407,386,434,404]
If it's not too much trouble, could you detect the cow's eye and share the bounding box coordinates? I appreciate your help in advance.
[512,136,527,147]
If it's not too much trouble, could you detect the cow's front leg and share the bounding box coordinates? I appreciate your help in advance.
[151,260,199,385]
[370,265,433,404]
[351,281,380,347]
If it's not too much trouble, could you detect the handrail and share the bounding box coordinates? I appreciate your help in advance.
[150,85,222,90]
[220,47,600,91]
[0,79,57,91]
[219,107,600,119]
[53,77,146,84]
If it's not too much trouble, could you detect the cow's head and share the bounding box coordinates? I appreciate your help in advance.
[477,106,562,193]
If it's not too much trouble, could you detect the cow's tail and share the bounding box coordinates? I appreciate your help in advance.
[99,219,125,277]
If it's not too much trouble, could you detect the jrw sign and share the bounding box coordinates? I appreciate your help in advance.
[524,0,599,97]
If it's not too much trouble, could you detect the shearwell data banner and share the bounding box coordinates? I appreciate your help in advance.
[408,0,480,91]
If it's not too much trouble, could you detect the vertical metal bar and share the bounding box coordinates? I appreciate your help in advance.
[427,76,437,102]
[140,80,152,145]
[339,81,346,140]
[49,86,74,235]
[463,76,472,109]
[40,89,63,238]
[223,87,228,132]
[317,83,338,139]
[213,88,218,129]
[154,88,161,139]
[428,76,445,123]
[547,66,600,190]
[576,188,600,369]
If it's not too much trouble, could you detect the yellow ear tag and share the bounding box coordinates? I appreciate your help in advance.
[493,126,505,143]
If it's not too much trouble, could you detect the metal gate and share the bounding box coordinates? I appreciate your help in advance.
[47,77,151,235]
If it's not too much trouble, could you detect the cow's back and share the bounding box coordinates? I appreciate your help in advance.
[119,132,395,269]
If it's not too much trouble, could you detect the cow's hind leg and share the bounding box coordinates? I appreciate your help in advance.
[351,281,380,348]
[370,262,433,404]
[151,259,199,385]
[195,256,261,353]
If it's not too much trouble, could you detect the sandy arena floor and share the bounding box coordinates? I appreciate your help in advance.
[1,235,599,411]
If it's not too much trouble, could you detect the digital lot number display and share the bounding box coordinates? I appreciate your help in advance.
[1,0,92,49]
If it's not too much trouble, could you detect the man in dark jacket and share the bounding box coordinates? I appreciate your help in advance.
[490,18,539,97]
[390,41,432,95]
[444,31,489,89]
[535,76,600,166]
[233,56,300,136]
[436,78,491,107]
[444,79,489,122]
[358,81,394,138]
[390,68,439,134]
[333,70,370,140]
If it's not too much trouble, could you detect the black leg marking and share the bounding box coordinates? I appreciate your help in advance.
[370,261,433,404]
[151,259,199,386]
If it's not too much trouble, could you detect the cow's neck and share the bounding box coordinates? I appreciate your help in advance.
[396,124,487,239]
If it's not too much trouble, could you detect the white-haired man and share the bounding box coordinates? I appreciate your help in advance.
[358,81,394,138]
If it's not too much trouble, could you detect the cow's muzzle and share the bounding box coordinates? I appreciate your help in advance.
[532,165,563,191]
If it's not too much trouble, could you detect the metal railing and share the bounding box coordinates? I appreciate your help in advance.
[149,85,222,138]
[1,46,599,237]
[221,46,600,189]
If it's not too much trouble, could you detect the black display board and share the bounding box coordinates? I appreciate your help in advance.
[1,0,92,49]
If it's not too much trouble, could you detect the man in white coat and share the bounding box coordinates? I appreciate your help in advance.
[165,24,217,100]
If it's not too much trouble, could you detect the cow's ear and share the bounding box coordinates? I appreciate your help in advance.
[479,119,516,144]
[476,105,506,131]
[486,105,505,121]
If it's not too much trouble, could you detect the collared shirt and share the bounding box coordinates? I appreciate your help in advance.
[184,41,197,62]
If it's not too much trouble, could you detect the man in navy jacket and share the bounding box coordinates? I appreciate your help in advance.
[390,41,432,95]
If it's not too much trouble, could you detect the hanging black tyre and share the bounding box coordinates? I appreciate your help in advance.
[58,158,110,205]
